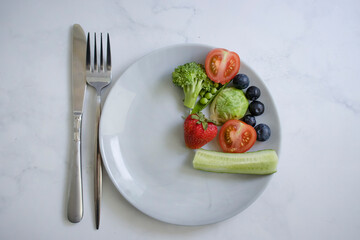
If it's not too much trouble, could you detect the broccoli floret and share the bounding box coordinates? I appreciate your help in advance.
[172,62,214,109]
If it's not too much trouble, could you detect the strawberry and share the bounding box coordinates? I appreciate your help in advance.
[184,113,218,149]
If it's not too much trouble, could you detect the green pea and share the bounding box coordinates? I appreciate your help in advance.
[199,89,206,97]
[205,92,213,99]
[214,83,219,88]
[211,88,217,94]
[200,97,208,105]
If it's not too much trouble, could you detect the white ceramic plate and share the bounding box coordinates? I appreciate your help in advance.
[99,44,281,226]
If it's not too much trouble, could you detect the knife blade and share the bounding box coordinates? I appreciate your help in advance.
[67,24,87,223]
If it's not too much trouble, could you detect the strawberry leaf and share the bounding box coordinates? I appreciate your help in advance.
[191,115,200,120]
[190,112,213,130]
[202,122,208,130]
[207,119,216,124]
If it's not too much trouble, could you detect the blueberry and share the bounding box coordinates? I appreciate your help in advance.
[233,74,250,89]
[242,115,256,127]
[245,86,261,101]
[255,124,271,141]
[249,101,264,116]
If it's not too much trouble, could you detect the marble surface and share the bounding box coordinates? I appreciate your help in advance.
[0,0,359,239]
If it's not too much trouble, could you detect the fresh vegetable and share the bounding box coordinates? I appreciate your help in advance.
[249,101,265,116]
[172,62,215,109]
[233,74,249,89]
[255,123,271,141]
[193,149,278,175]
[191,82,230,114]
[184,113,218,149]
[209,87,249,125]
[245,86,261,101]
[205,92,212,99]
[171,49,278,176]
[219,120,256,153]
[242,115,256,127]
[199,98,208,105]
[205,48,240,84]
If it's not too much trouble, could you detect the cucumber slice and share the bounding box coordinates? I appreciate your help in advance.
[193,149,278,175]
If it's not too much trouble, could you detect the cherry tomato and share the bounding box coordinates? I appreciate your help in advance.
[205,48,240,84]
[219,120,257,153]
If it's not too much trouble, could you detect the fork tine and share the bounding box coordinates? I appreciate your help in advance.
[106,33,111,71]
[100,33,104,71]
[94,33,98,71]
[86,33,91,71]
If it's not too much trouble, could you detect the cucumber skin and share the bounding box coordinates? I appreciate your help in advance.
[193,149,278,175]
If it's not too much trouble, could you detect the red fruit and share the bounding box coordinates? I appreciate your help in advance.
[184,113,218,149]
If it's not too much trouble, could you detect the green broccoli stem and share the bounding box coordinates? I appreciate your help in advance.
[183,79,204,109]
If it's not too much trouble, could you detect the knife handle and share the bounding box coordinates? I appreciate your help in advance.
[67,113,84,223]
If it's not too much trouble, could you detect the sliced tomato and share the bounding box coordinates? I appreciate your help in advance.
[219,120,256,153]
[205,48,240,84]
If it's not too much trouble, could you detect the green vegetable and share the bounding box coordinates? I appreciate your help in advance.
[205,92,212,99]
[209,87,249,125]
[193,149,278,175]
[172,62,215,109]
[200,98,208,105]
[191,82,230,114]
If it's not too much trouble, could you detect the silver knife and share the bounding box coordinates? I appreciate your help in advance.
[67,24,87,223]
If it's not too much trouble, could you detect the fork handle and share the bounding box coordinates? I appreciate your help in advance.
[67,113,84,223]
[94,95,103,229]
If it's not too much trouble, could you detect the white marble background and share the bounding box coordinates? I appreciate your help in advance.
[1,0,360,239]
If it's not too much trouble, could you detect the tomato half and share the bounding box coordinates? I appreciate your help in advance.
[205,48,240,84]
[219,120,257,153]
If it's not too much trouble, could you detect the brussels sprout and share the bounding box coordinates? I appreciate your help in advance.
[210,87,249,125]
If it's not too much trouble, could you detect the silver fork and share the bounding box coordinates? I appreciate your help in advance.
[86,32,112,229]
